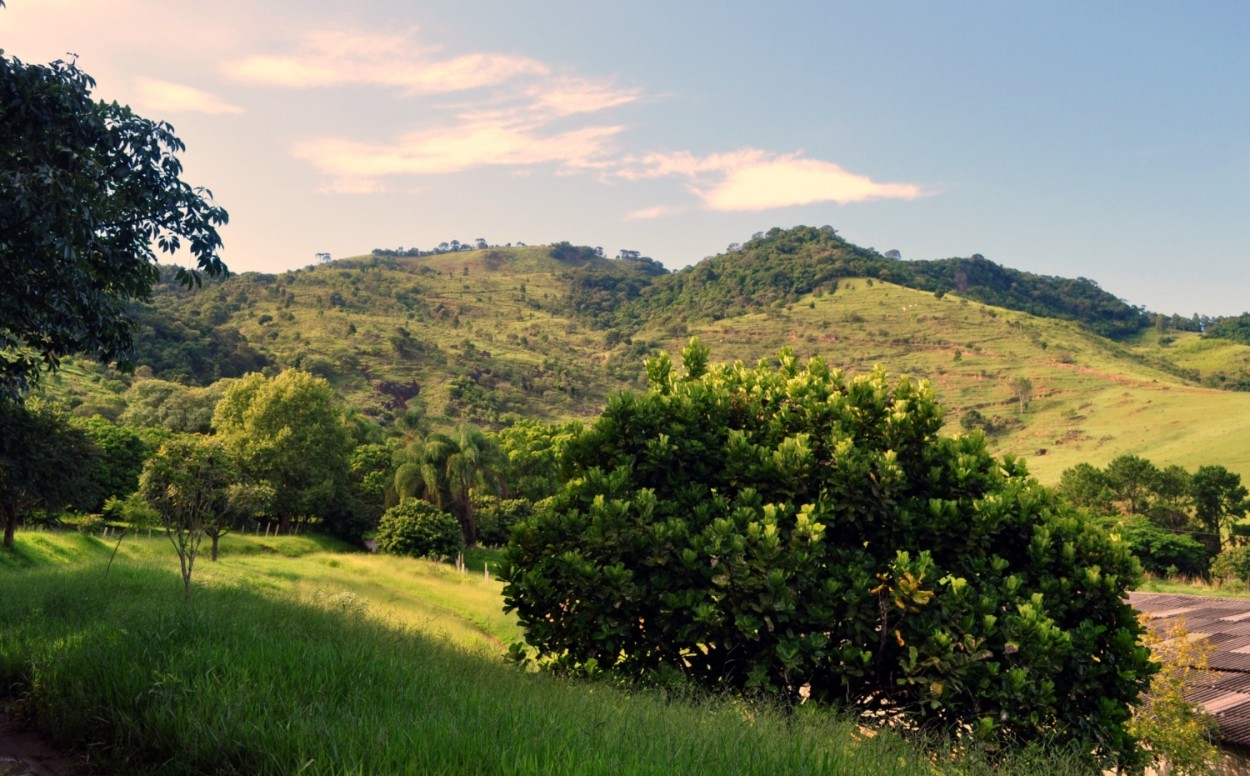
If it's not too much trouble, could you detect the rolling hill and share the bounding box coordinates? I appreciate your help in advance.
[36,227,1250,486]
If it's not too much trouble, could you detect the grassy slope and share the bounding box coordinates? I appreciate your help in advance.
[633,278,1250,484]
[213,249,639,424]
[0,532,1091,775]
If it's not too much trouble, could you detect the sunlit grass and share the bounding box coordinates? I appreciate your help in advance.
[649,279,1250,485]
[0,531,1101,775]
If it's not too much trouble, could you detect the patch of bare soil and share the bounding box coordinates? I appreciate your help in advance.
[0,712,83,776]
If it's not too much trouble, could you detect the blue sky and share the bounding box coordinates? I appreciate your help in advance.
[4,1,1248,315]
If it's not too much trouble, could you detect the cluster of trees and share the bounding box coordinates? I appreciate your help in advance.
[1203,313,1250,344]
[371,238,491,257]
[1056,456,1249,577]
[587,226,1152,339]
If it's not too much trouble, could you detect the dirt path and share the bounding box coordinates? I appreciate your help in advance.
[0,713,81,776]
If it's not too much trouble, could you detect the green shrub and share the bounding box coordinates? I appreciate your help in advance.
[474,496,534,546]
[376,498,461,560]
[1114,517,1210,577]
[503,341,1153,771]
[1211,545,1250,584]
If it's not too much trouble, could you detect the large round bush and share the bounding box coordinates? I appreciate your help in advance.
[376,498,461,560]
[502,342,1153,770]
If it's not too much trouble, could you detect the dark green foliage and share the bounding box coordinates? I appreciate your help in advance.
[1057,463,1115,514]
[474,496,534,546]
[0,54,227,398]
[503,345,1153,769]
[1056,457,1249,570]
[0,401,99,547]
[1211,546,1250,584]
[125,279,270,384]
[613,226,1148,338]
[547,242,600,263]
[1111,517,1209,577]
[376,498,461,560]
[69,415,155,511]
[1191,465,1249,552]
[958,408,1012,436]
[1203,313,1250,345]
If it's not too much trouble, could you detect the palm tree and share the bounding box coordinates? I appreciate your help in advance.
[392,425,504,546]
[443,425,506,547]
[393,431,455,505]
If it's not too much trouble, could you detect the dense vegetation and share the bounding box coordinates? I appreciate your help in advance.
[603,226,1151,339]
[504,343,1154,770]
[0,52,228,398]
[1058,455,1250,578]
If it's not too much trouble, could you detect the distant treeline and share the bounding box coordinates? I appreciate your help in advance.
[571,226,1152,340]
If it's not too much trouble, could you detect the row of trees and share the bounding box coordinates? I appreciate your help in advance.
[1057,455,1249,577]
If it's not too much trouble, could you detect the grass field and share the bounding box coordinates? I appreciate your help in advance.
[0,531,1097,775]
[636,278,1250,485]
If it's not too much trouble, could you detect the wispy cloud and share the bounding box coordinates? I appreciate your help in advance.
[237,25,920,213]
[293,117,624,182]
[526,77,643,117]
[313,176,386,195]
[134,77,243,115]
[225,29,547,94]
[625,204,685,220]
[622,149,923,211]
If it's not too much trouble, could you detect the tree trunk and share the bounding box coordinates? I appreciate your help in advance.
[211,533,220,561]
[462,490,478,548]
[1,501,16,549]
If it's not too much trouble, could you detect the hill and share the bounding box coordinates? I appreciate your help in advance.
[35,227,1250,485]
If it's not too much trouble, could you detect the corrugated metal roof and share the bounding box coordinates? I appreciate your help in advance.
[1131,591,1250,746]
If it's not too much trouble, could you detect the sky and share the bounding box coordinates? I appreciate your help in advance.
[4,1,1249,316]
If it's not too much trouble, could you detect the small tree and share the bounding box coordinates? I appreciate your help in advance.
[376,498,461,560]
[1010,376,1033,413]
[1129,617,1218,775]
[1211,545,1250,585]
[139,437,238,595]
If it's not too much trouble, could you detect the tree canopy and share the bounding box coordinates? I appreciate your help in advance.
[139,436,239,595]
[212,370,351,533]
[0,400,99,547]
[503,341,1153,769]
[1,53,228,398]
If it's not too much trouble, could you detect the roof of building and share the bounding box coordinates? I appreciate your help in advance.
[1131,591,1250,745]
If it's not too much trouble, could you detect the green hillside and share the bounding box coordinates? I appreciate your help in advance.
[35,228,1250,486]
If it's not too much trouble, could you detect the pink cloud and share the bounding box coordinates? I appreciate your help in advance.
[135,77,243,115]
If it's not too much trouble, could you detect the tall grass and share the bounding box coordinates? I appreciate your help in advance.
[0,534,1100,774]
[1,562,924,775]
